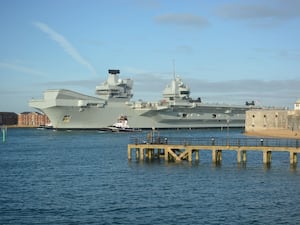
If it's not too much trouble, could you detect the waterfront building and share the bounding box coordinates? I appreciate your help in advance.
[18,112,51,127]
[288,100,300,131]
[294,98,300,110]
[245,98,300,133]
[245,109,288,132]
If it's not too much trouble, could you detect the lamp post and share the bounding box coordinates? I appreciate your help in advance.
[227,118,230,139]
[225,109,231,145]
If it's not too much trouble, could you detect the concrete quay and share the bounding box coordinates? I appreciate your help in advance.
[128,136,299,166]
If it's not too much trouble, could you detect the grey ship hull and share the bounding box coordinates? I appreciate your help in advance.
[30,89,248,130]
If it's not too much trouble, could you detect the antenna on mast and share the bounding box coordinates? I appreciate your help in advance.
[172,59,176,79]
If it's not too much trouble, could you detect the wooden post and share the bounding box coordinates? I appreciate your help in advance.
[212,149,222,163]
[290,152,297,165]
[216,150,222,162]
[165,148,169,161]
[237,150,241,163]
[140,148,144,160]
[263,151,267,163]
[242,150,247,162]
[195,150,199,161]
[212,149,216,163]
[148,149,152,160]
[237,150,247,163]
[128,146,132,160]
[188,149,193,162]
[135,148,139,159]
[263,151,272,164]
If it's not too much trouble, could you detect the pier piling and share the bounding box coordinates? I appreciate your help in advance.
[290,152,298,165]
[212,149,222,163]
[237,150,247,163]
[263,151,272,164]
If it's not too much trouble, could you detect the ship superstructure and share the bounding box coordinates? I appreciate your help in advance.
[29,69,255,129]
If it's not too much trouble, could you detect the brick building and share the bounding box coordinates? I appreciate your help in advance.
[18,112,51,127]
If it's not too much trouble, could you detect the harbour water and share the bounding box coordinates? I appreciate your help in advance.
[1,128,300,224]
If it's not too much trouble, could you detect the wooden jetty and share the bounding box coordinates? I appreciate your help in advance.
[128,133,299,165]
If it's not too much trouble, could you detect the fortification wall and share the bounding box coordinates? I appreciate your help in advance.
[245,109,288,132]
[288,110,300,131]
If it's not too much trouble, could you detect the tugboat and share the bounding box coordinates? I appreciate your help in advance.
[105,116,141,132]
[37,123,53,130]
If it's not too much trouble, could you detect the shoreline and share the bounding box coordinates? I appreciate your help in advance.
[2,125,38,129]
[2,126,300,139]
[245,129,299,139]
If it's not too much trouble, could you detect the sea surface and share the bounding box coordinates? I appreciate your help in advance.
[1,128,300,225]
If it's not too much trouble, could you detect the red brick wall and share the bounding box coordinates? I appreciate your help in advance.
[18,113,51,127]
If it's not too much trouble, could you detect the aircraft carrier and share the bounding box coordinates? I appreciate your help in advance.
[29,69,256,130]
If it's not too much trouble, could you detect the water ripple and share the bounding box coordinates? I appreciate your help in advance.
[1,128,300,224]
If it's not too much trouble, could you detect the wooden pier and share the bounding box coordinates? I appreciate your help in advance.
[128,134,300,165]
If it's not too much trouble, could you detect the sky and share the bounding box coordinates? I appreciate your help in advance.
[1,0,300,113]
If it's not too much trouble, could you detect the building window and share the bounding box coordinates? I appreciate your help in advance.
[263,115,267,127]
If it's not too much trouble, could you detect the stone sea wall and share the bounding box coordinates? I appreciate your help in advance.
[245,109,300,138]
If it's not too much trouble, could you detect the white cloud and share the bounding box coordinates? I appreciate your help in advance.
[155,13,210,29]
[34,21,97,76]
[217,0,300,27]
[188,78,299,107]
[0,62,46,77]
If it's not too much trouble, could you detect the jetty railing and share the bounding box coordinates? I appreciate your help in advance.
[129,136,299,148]
[128,136,300,165]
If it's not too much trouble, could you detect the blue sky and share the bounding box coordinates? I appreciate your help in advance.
[1,0,300,113]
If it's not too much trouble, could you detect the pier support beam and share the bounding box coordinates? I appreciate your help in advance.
[188,149,192,162]
[263,151,272,164]
[146,149,155,160]
[139,148,144,160]
[212,149,222,163]
[168,148,181,162]
[164,148,169,161]
[237,150,247,163]
[135,148,139,159]
[290,152,297,165]
[195,150,199,161]
[128,146,133,160]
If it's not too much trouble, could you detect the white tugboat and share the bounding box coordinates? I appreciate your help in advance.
[105,116,140,132]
